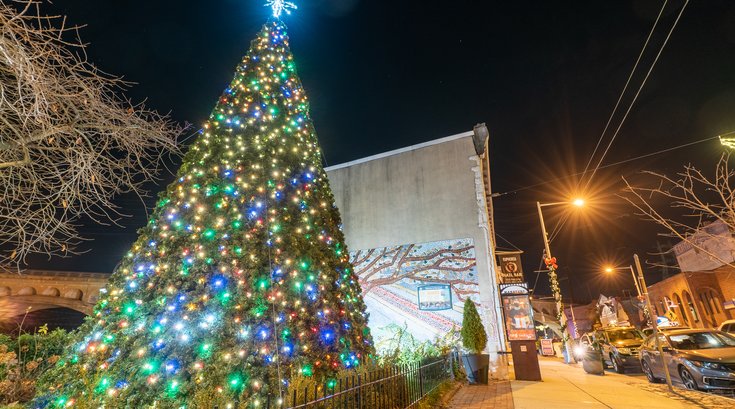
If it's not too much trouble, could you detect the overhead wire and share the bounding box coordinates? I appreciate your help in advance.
[548,212,571,243]
[584,0,690,191]
[492,133,717,198]
[581,0,669,182]
[495,232,522,251]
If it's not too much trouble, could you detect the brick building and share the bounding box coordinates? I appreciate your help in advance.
[646,220,735,329]
[647,269,735,328]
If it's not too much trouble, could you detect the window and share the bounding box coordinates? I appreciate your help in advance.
[699,293,711,315]
[709,291,721,314]
[668,332,735,350]
[607,329,643,342]
[674,293,689,325]
[684,291,699,323]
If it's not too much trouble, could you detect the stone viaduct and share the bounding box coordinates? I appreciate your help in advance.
[0,269,107,319]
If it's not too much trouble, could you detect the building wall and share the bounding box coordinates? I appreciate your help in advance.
[714,266,735,304]
[673,220,735,272]
[646,271,734,329]
[326,132,503,352]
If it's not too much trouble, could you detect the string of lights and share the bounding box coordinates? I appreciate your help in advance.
[38,5,373,408]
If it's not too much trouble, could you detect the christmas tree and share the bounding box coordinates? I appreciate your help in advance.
[37,3,373,408]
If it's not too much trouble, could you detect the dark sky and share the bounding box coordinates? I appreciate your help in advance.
[25,0,735,302]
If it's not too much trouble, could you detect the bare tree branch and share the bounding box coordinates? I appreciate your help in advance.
[0,1,183,266]
[622,153,735,273]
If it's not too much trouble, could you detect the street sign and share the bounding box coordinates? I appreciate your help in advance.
[540,339,554,356]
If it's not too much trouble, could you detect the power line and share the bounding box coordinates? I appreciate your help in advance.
[581,0,669,183]
[495,232,522,251]
[584,0,690,191]
[492,133,716,198]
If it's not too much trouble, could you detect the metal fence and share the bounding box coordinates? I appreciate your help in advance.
[281,352,457,409]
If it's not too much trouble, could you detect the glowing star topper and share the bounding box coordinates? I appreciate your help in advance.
[266,0,297,18]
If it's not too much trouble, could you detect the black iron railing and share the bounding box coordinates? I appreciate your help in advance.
[280,352,457,409]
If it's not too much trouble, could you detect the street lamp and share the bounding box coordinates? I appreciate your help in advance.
[603,265,642,297]
[536,198,584,364]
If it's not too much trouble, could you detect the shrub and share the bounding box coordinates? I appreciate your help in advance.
[0,325,71,406]
[460,300,487,354]
[376,324,460,365]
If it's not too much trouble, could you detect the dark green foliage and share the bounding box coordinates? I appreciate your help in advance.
[0,326,71,405]
[460,300,487,354]
[378,324,459,365]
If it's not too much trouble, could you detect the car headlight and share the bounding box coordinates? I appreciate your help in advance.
[616,347,631,355]
[689,360,726,370]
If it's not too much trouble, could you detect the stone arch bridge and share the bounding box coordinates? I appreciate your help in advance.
[0,269,107,319]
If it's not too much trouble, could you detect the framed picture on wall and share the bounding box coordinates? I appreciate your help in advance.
[417,284,453,311]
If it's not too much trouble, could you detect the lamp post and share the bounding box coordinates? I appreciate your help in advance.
[603,264,651,326]
[604,265,641,297]
[633,254,674,391]
[536,198,584,364]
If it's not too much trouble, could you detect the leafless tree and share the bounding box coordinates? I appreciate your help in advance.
[0,1,182,266]
[623,153,735,271]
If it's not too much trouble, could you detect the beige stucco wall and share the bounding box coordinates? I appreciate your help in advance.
[326,133,504,352]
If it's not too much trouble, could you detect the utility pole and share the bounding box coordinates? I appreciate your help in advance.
[536,201,574,363]
[634,254,673,392]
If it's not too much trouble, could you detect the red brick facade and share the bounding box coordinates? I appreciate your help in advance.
[646,267,735,329]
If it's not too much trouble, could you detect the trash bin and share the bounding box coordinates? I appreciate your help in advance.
[582,349,604,375]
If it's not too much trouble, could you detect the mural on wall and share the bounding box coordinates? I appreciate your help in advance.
[351,238,486,345]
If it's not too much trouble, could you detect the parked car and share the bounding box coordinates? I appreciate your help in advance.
[595,326,645,373]
[718,320,735,335]
[642,326,691,337]
[639,329,735,391]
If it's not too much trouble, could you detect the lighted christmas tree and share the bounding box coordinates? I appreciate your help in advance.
[37,3,373,408]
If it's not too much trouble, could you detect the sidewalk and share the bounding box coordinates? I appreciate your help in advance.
[449,357,735,409]
[449,380,513,409]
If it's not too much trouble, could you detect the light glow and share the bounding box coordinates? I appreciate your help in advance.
[266,0,297,18]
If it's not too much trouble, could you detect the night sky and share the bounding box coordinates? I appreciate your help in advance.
[22,0,735,302]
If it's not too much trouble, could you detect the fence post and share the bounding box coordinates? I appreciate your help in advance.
[418,361,424,398]
[357,374,362,408]
[449,352,455,381]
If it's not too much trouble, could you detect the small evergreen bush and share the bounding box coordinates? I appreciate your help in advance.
[460,300,487,354]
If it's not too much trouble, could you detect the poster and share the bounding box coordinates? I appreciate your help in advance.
[540,339,554,356]
[503,294,536,341]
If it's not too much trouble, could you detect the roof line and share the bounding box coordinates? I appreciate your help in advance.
[324,130,475,171]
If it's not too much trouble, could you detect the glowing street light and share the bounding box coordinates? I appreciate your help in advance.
[536,198,586,364]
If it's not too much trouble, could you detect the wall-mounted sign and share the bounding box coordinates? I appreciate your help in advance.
[417,284,453,311]
[497,251,524,284]
[500,282,536,341]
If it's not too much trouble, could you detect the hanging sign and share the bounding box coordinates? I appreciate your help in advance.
[497,251,525,284]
